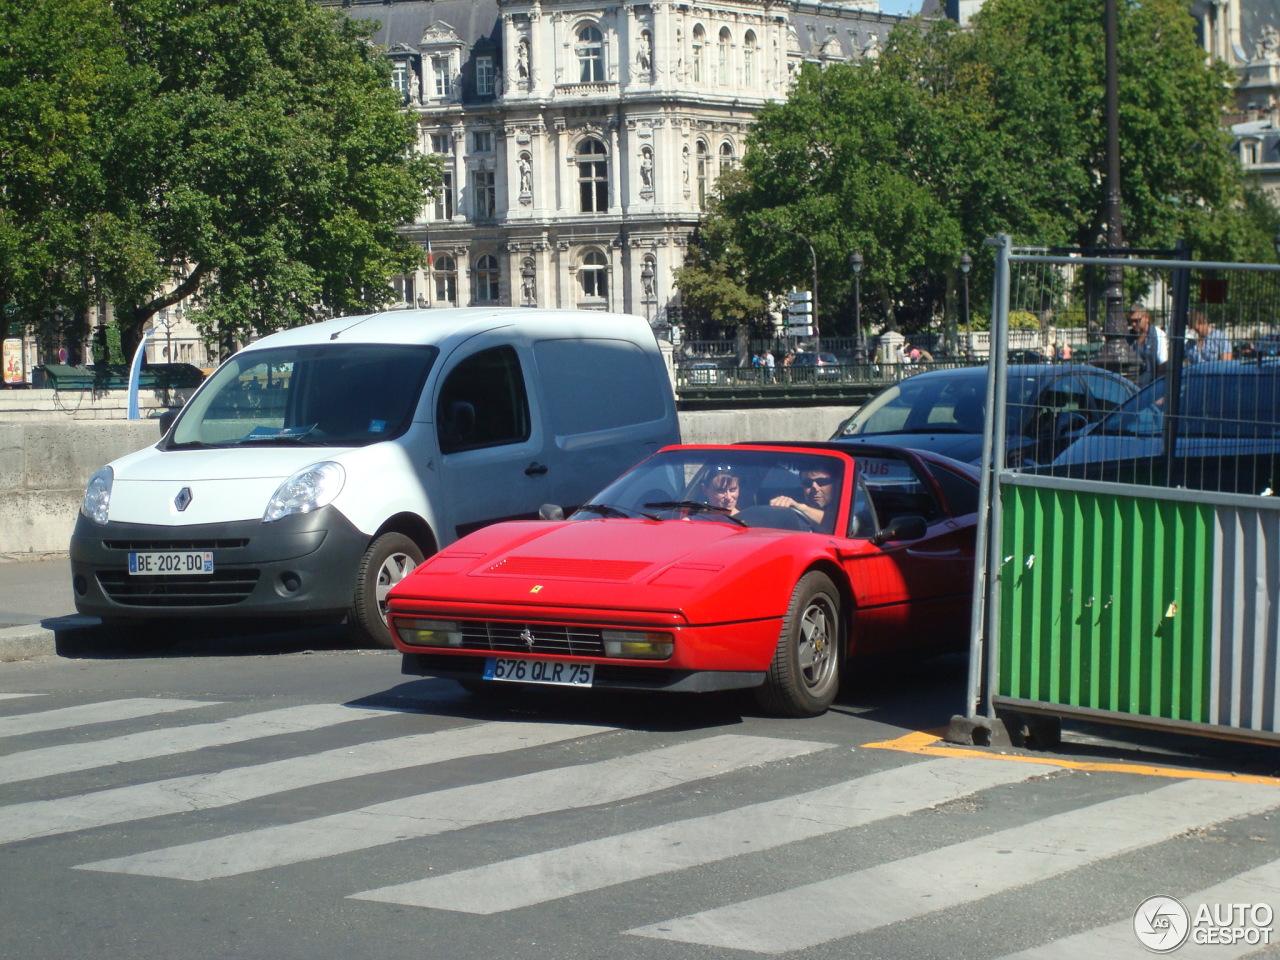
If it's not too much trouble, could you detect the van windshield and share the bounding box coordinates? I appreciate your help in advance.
[166,343,437,449]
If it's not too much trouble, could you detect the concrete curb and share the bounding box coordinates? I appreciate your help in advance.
[0,616,98,661]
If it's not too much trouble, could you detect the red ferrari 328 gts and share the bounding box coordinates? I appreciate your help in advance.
[387,442,978,717]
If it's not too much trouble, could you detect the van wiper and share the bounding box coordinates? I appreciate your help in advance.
[644,500,747,525]
[576,502,660,520]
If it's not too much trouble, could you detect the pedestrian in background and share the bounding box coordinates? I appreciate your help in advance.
[1186,310,1232,364]
[1127,301,1168,385]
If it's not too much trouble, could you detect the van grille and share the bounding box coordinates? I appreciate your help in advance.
[103,539,250,551]
[96,569,260,607]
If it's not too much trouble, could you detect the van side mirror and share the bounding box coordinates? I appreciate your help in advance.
[871,514,927,546]
[539,503,565,521]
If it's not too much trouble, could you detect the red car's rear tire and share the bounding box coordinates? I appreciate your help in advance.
[755,571,842,717]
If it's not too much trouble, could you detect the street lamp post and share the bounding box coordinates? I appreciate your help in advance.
[959,252,972,360]
[848,251,865,363]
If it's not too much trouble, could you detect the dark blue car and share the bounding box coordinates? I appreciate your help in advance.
[830,364,1136,465]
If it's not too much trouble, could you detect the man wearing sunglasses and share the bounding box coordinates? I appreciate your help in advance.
[771,467,840,532]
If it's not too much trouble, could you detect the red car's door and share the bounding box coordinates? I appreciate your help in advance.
[836,458,974,655]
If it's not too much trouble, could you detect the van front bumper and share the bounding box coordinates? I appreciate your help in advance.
[69,506,369,621]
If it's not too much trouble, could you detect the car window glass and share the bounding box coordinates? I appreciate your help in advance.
[923,462,978,516]
[856,455,942,524]
[846,478,879,538]
[171,344,436,447]
[1084,372,1131,410]
[1180,372,1280,437]
[437,345,530,453]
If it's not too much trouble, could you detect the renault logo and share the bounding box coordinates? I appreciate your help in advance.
[174,487,193,512]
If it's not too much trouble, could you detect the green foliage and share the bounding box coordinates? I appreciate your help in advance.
[696,0,1278,338]
[0,0,441,355]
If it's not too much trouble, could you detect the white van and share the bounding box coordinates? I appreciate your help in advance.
[70,308,679,645]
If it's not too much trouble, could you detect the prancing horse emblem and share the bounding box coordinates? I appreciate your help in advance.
[174,486,193,512]
[519,626,535,651]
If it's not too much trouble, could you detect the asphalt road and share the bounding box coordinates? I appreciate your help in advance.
[2,575,1280,960]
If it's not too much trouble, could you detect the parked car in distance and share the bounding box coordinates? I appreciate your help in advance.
[685,361,723,385]
[388,442,979,717]
[1049,359,1280,494]
[830,364,1136,466]
[791,351,843,379]
[1007,348,1048,364]
[71,308,679,647]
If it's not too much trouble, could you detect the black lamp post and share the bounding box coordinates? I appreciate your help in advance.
[1273,230,1280,259]
[848,251,865,363]
[959,251,972,360]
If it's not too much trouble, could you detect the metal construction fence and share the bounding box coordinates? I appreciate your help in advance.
[959,236,1280,746]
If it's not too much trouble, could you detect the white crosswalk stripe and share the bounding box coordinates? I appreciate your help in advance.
[0,698,219,738]
[5,694,1278,960]
[994,859,1280,960]
[0,693,44,701]
[0,703,391,785]
[624,778,1280,953]
[0,720,612,845]
[349,755,1053,914]
[76,733,836,881]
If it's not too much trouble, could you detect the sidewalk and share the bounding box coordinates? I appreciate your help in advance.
[0,553,90,660]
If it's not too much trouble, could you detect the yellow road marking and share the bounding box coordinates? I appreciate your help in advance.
[864,730,1280,786]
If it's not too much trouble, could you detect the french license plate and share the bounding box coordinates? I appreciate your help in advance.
[483,657,594,687]
[128,551,214,576]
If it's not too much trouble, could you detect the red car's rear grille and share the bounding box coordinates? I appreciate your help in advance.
[459,621,605,656]
[485,556,649,580]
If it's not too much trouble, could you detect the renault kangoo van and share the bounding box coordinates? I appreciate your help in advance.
[70,308,679,645]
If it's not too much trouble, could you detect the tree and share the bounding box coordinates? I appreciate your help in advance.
[0,0,441,359]
[671,220,772,339]
[702,0,1274,337]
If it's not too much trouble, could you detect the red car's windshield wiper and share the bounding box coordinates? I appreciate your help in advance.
[644,501,748,526]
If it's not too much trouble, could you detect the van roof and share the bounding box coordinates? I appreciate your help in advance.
[242,307,656,351]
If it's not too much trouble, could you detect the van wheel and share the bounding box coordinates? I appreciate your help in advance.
[348,533,425,648]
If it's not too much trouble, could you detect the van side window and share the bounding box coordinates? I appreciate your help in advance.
[533,338,666,434]
[437,346,531,453]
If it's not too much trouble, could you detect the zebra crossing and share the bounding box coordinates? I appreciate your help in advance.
[2,691,1278,959]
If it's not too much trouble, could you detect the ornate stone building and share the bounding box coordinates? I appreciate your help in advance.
[320,0,908,328]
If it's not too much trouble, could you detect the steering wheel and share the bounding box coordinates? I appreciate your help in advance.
[787,505,820,531]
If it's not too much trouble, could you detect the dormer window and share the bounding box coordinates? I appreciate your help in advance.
[476,56,494,95]
[391,61,413,102]
[431,56,452,97]
[577,25,605,82]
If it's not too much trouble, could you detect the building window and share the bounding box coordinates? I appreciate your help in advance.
[474,254,500,302]
[692,26,705,84]
[392,61,413,102]
[580,250,608,299]
[476,56,494,95]
[720,141,735,178]
[434,255,458,304]
[576,24,605,82]
[577,138,608,213]
[434,171,454,220]
[696,139,709,209]
[743,31,756,86]
[718,28,731,86]
[391,275,416,306]
[472,131,493,153]
[473,170,496,219]
[432,57,451,97]
[430,134,451,154]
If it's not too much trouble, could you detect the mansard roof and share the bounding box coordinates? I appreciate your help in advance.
[335,0,501,50]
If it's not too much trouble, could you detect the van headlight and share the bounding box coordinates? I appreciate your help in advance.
[263,461,345,522]
[81,467,113,525]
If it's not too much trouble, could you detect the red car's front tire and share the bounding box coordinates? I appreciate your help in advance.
[755,571,842,717]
